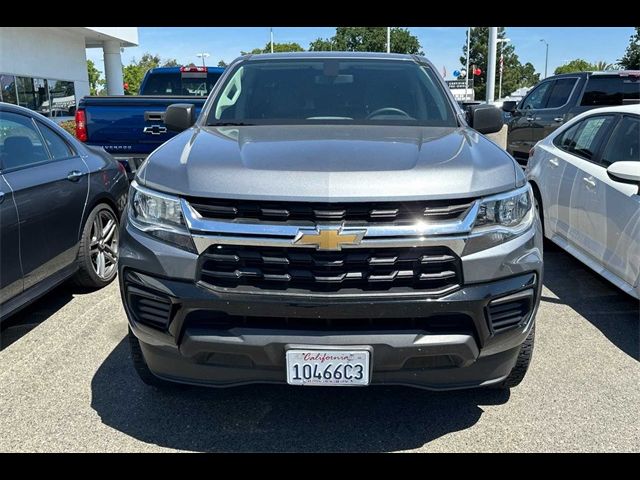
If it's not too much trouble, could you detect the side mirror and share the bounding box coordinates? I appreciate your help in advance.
[469,104,504,134]
[502,100,518,113]
[607,161,640,185]
[164,103,196,132]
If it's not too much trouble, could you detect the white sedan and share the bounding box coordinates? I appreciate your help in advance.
[526,104,640,299]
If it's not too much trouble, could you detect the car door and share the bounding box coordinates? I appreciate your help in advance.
[553,114,618,258]
[533,77,578,140]
[0,174,23,305]
[577,114,640,288]
[0,111,89,291]
[507,79,554,164]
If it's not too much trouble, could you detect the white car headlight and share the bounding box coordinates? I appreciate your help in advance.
[129,181,195,252]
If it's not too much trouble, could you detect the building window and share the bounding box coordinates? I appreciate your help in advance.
[16,76,49,115]
[0,74,17,104]
[47,80,76,117]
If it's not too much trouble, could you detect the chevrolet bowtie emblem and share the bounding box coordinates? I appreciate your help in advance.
[293,228,366,250]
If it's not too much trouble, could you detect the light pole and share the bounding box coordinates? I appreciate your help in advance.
[486,27,498,103]
[465,27,472,101]
[540,39,549,78]
[497,37,511,100]
[270,28,274,53]
[387,27,391,53]
[196,52,210,67]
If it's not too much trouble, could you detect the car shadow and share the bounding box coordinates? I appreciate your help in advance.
[541,246,639,361]
[0,282,87,351]
[91,338,509,452]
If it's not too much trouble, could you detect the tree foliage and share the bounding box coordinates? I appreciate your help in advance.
[460,27,539,100]
[122,53,180,95]
[86,60,104,96]
[217,60,228,67]
[618,27,640,69]
[309,27,423,55]
[241,42,305,55]
[554,59,594,75]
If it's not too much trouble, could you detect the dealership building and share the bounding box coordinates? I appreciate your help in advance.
[0,27,138,118]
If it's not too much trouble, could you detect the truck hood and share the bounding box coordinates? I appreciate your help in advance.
[138,124,519,201]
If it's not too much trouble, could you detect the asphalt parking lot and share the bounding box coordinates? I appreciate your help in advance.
[0,245,638,452]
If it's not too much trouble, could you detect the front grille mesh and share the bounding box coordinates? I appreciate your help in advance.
[186,197,474,224]
[198,245,462,295]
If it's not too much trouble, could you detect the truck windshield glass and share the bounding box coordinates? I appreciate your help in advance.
[206,59,457,127]
[142,72,223,96]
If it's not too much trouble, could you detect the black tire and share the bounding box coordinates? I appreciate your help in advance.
[128,328,176,389]
[73,203,119,289]
[492,326,535,390]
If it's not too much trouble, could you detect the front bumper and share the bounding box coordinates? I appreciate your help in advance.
[118,215,543,390]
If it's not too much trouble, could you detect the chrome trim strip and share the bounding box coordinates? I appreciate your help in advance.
[181,199,480,239]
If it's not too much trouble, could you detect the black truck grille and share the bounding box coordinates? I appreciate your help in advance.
[198,245,462,295]
[186,197,474,224]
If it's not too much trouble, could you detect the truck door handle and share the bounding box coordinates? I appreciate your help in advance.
[67,170,83,182]
[553,117,564,123]
[582,176,596,189]
[549,158,559,167]
[526,116,535,121]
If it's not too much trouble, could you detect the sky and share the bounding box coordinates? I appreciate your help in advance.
[86,27,635,81]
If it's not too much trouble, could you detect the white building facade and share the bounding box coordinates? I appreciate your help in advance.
[0,27,138,117]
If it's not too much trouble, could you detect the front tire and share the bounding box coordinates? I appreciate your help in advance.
[73,203,119,289]
[128,328,176,389]
[492,326,535,390]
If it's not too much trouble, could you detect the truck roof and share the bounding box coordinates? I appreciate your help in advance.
[146,66,226,75]
[244,51,420,61]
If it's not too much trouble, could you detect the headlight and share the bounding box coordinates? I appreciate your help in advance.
[128,181,196,252]
[463,184,536,255]
[474,185,533,229]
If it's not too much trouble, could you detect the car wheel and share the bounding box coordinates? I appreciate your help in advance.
[73,203,119,289]
[128,328,179,389]
[492,325,535,390]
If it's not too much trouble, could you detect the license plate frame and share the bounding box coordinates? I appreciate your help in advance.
[285,347,371,386]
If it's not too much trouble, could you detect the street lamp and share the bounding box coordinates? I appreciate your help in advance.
[196,52,210,67]
[540,39,549,78]
[465,27,472,101]
[497,37,511,100]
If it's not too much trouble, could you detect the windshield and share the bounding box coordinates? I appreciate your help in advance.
[141,72,223,96]
[206,59,457,127]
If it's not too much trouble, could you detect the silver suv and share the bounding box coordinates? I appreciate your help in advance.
[118,52,543,391]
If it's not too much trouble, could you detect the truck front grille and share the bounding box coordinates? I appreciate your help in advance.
[186,197,474,224]
[198,245,462,295]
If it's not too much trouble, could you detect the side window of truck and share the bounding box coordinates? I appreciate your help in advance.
[580,76,640,106]
[521,81,553,110]
[545,78,577,108]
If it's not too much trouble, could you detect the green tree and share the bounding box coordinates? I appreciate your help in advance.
[619,27,640,69]
[217,60,228,67]
[309,27,423,55]
[592,60,612,71]
[554,59,594,75]
[86,59,104,95]
[460,27,535,99]
[162,58,180,67]
[241,42,305,55]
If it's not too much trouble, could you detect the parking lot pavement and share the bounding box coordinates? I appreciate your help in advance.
[0,246,638,453]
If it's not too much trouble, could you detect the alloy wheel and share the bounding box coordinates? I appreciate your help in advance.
[90,209,119,280]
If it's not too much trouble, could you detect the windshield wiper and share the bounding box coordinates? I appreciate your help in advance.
[207,122,255,126]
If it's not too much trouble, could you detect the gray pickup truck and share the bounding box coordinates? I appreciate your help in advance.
[118,52,543,392]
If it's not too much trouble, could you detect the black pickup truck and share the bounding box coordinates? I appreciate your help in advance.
[504,70,640,165]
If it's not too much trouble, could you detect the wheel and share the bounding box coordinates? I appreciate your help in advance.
[128,328,177,389]
[73,203,119,289]
[492,326,535,389]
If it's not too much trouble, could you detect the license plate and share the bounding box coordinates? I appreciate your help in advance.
[286,349,370,386]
